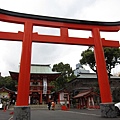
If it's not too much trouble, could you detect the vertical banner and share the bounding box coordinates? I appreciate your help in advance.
[29,96,30,104]
[43,78,47,94]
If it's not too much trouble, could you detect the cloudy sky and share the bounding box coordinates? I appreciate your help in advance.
[0,0,120,76]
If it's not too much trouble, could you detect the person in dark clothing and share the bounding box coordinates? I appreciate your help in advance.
[48,101,51,110]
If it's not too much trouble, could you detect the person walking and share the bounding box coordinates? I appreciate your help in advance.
[48,101,51,110]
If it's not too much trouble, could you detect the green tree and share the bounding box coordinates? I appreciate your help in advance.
[52,62,75,91]
[80,47,120,77]
[0,76,5,87]
[0,76,16,91]
[4,76,17,91]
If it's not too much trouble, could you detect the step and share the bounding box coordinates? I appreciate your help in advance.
[8,104,61,110]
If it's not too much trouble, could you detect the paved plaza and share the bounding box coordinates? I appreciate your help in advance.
[0,109,120,120]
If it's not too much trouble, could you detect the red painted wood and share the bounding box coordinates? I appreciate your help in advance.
[0,31,23,41]
[16,21,33,106]
[0,11,120,106]
[32,33,94,46]
[0,13,120,32]
[0,31,119,47]
[101,38,119,47]
[92,28,112,103]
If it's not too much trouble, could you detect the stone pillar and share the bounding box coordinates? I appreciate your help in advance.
[100,103,117,118]
[13,106,31,120]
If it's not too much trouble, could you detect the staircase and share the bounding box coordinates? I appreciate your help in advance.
[29,104,61,110]
[9,104,61,110]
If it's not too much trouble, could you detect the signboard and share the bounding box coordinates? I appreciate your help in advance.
[43,78,47,94]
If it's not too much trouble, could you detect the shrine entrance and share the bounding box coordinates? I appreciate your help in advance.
[30,92,39,105]
[42,94,48,104]
[0,9,119,119]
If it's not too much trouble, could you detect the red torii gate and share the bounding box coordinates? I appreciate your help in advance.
[0,9,119,107]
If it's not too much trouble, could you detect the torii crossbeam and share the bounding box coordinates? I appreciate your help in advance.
[0,9,120,118]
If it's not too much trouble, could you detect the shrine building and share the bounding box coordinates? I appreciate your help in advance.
[9,64,61,105]
[65,63,120,109]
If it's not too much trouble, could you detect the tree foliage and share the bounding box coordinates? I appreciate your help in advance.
[52,62,75,91]
[80,47,96,72]
[80,47,120,77]
[0,76,16,91]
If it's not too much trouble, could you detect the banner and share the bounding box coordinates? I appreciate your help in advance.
[43,78,47,94]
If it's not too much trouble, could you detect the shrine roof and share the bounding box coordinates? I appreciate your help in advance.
[30,64,60,74]
[0,86,15,93]
[76,73,120,79]
[10,64,61,74]
[77,73,97,78]
[68,73,120,83]
[9,64,61,81]
[73,90,99,99]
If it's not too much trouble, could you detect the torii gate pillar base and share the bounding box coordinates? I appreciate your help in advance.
[13,106,31,120]
[100,103,117,118]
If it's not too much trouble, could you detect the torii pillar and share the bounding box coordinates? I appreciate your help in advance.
[92,28,115,117]
[0,9,120,119]
[13,22,33,119]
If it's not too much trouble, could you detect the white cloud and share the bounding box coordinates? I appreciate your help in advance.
[79,0,120,21]
[0,0,120,76]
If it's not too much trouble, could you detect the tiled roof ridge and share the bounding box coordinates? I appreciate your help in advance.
[31,64,51,66]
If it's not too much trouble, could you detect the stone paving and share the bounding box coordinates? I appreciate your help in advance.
[0,109,12,120]
[31,109,120,120]
[0,108,120,120]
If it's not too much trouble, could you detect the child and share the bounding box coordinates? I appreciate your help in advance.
[51,101,55,110]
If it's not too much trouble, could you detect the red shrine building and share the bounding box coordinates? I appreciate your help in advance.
[9,64,61,104]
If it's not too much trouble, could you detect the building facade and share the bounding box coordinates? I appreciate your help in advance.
[9,64,61,104]
[66,63,120,108]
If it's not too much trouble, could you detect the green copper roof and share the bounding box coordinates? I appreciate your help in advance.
[30,64,60,74]
[9,64,61,75]
[9,64,61,80]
